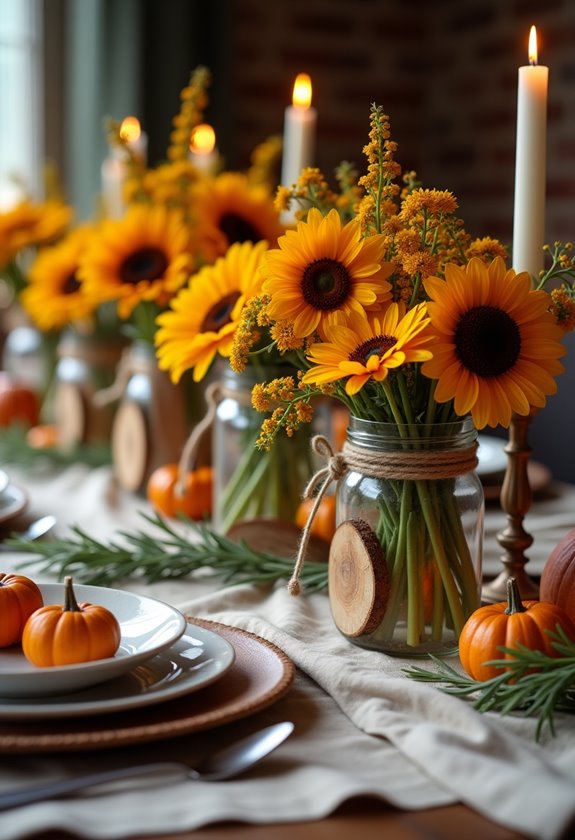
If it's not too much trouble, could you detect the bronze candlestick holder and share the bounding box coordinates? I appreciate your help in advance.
[481,411,540,604]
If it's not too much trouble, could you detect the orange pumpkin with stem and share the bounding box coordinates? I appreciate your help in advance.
[22,576,121,666]
[147,464,213,519]
[0,573,44,647]
[458,577,575,682]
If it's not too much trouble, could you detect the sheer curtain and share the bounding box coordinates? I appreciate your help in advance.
[0,0,43,207]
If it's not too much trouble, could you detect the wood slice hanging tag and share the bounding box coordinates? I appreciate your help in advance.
[328,519,390,637]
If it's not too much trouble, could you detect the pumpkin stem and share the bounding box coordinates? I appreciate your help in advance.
[64,575,82,612]
[504,577,527,615]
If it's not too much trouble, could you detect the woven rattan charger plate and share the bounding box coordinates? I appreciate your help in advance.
[0,619,295,753]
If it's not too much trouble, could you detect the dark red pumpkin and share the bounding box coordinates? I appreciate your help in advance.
[540,528,575,622]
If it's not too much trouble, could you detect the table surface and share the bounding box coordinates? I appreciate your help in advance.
[1,465,573,840]
[35,802,527,840]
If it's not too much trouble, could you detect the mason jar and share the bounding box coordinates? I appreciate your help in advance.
[329,416,484,657]
[213,365,314,533]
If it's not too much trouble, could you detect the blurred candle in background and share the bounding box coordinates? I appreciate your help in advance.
[189,123,218,173]
[101,116,147,219]
[512,25,548,278]
[281,73,316,191]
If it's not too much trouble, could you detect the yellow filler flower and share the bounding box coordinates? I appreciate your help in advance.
[262,208,393,340]
[302,302,433,395]
[156,240,268,383]
[78,205,192,320]
[422,256,566,429]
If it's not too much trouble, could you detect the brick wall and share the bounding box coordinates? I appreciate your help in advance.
[228,0,575,247]
[228,0,575,479]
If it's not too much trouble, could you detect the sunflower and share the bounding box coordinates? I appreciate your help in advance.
[421,256,566,429]
[155,240,268,383]
[262,208,393,340]
[0,200,72,267]
[78,205,193,319]
[302,302,433,395]
[192,172,284,262]
[20,226,96,330]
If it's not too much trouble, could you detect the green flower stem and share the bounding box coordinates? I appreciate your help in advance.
[220,451,271,532]
[442,488,481,615]
[375,480,411,641]
[415,478,466,636]
[218,424,312,534]
[406,511,422,646]
[431,564,445,641]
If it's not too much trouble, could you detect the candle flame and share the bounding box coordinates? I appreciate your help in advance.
[119,116,141,143]
[528,25,538,65]
[292,73,312,109]
[189,123,216,155]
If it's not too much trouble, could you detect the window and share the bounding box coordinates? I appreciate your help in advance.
[0,0,43,208]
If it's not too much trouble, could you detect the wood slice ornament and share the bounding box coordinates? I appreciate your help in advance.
[111,400,149,493]
[110,343,191,494]
[54,381,86,447]
[328,519,390,637]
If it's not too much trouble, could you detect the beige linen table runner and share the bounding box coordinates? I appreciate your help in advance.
[0,464,573,840]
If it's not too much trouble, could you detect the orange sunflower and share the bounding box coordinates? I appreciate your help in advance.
[78,205,193,319]
[155,240,268,383]
[21,225,96,330]
[262,208,393,340]
[421,256,566,429]
[0,199,72,267]
[192,172,284,262]
[302,303,433,395]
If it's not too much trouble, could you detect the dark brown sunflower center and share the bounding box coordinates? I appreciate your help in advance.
[301,258,351,311]
[454,305,521,378]
[219,213,261,245]
[201,291,241,332]
[62,273,81,295]
[349,335,397,364]
[119,247,168,284]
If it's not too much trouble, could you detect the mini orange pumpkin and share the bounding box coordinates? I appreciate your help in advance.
[0,373,40,428]
[26,424,59,449]
[295,494,336,544]
[22,576,121,666]
[458,577,575,682]
[0,573,44,647]
[146,464,213,520]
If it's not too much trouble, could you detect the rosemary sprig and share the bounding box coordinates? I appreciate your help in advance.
[0,426,111,469]
[405,626,575,740]
[12,512,329,592]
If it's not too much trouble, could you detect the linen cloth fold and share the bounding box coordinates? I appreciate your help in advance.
[0,464,573,840]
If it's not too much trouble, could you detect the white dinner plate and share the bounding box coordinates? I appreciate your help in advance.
[0,583,187,698]
[476,435,508,477]
[0,624,235,719]
[0,483,28,525]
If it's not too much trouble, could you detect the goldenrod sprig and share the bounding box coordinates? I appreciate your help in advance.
[405,626,575,740]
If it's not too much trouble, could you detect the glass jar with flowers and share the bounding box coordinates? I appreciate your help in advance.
[18,223,128,446]
[247,105,569,656]
[155,233,315,533]
[0,195,73,408]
